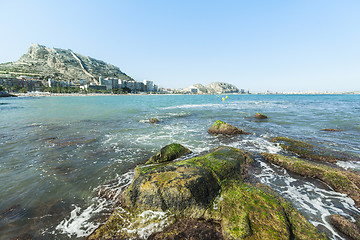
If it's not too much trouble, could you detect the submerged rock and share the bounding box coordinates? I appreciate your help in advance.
[89,146,327,239]
[330,214,360,240]
[271,137,357,163]
[208,120,249,135]
[261,153,360,207]
[254,113,268,119]
[145,143,192,164]
[321,128,342,132]
[149,118,159,124]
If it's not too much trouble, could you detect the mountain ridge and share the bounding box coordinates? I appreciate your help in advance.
[0,43,134,84]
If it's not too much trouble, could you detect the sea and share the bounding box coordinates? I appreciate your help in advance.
[0,94,360,240]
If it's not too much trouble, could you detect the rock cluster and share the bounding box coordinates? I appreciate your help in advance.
[88,145,327,239]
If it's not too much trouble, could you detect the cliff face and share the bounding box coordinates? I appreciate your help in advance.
[184,82,240,94]
[0,44,133,83]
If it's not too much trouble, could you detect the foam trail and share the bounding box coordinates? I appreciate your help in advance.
[256,159,360,240]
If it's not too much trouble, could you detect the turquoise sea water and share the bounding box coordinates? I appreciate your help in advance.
[1,94,360,239]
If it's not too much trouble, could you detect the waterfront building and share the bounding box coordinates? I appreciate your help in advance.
[143,80,154,92]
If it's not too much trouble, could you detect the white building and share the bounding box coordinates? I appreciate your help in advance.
[143,80,154,92]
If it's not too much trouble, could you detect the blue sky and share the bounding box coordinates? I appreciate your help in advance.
[1,0,359,92]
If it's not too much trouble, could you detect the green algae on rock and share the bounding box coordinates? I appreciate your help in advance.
[261,153,360,207]
[88,147,327,239]
[145,143,192,165]
[124,147,251,217]
[208,120,249,135]
[330,214,360,240]
[271,137,357,163]
[148,218,224,240]
[254,113,268,119]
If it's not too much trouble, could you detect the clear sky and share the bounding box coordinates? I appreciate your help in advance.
[1,0,359,92]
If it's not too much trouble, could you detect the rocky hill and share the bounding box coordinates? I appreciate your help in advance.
[0,44,134,84]
[183,82,240,94]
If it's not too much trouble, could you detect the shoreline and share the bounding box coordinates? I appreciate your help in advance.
[12,92,360,97]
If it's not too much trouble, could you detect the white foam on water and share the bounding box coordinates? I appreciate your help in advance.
[55,202,104,237]
[226,137,282,154]
[55,171,134,238]
[256,159,360,240]
[336,160,360,171]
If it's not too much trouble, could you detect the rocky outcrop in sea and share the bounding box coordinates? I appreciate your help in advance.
[88,143,329,239]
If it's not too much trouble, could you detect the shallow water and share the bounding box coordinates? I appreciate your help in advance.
[0,94,359,239]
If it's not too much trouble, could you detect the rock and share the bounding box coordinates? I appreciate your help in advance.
[261,153,360,207]
[330,214,360,240]
[254,113,267,119]
[148,218,224,240]
[321,128,342,132]
[149,118,159,124]
[89,146,326,240]
[208,120,249,135]
[145,143,192,164]
[271,137,358,163]
[204,180,328,240]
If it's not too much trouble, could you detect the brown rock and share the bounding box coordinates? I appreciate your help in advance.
[330,214,360,240]
[149,118,159,124]
[254,113,268,119]
[207,120,249,135]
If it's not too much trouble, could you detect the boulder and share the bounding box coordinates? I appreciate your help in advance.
[88,146,327,240]
[271,137,358,162]
[254,113,268,119]
[145,143,192,164]
[261,153,360,207]
[208,120,249,135]
[149,118,159,124]
[330,214,360,240]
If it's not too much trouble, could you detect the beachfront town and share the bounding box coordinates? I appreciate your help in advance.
[0,75,165,94]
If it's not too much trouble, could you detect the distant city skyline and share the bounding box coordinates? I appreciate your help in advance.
[1,0,359,92]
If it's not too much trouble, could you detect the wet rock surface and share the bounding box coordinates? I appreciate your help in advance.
[254,112,268,119]
[271,137,358,163]
[148,218,224,240]
[145,143,192,164]
[261,153,360,207]
[88,145,326,240]
[208,120,249,135]
[330,214,360,240]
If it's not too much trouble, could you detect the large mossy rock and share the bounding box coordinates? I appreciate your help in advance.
[145,143,192,165]
[271,137,357,163]
[123,147,250,216]
[89,147,327,240]
[262,153,360,207]
[204,181,327,240]
[208,120,249,135]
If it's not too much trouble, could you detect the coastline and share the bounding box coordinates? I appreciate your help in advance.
[12,92,360,97]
